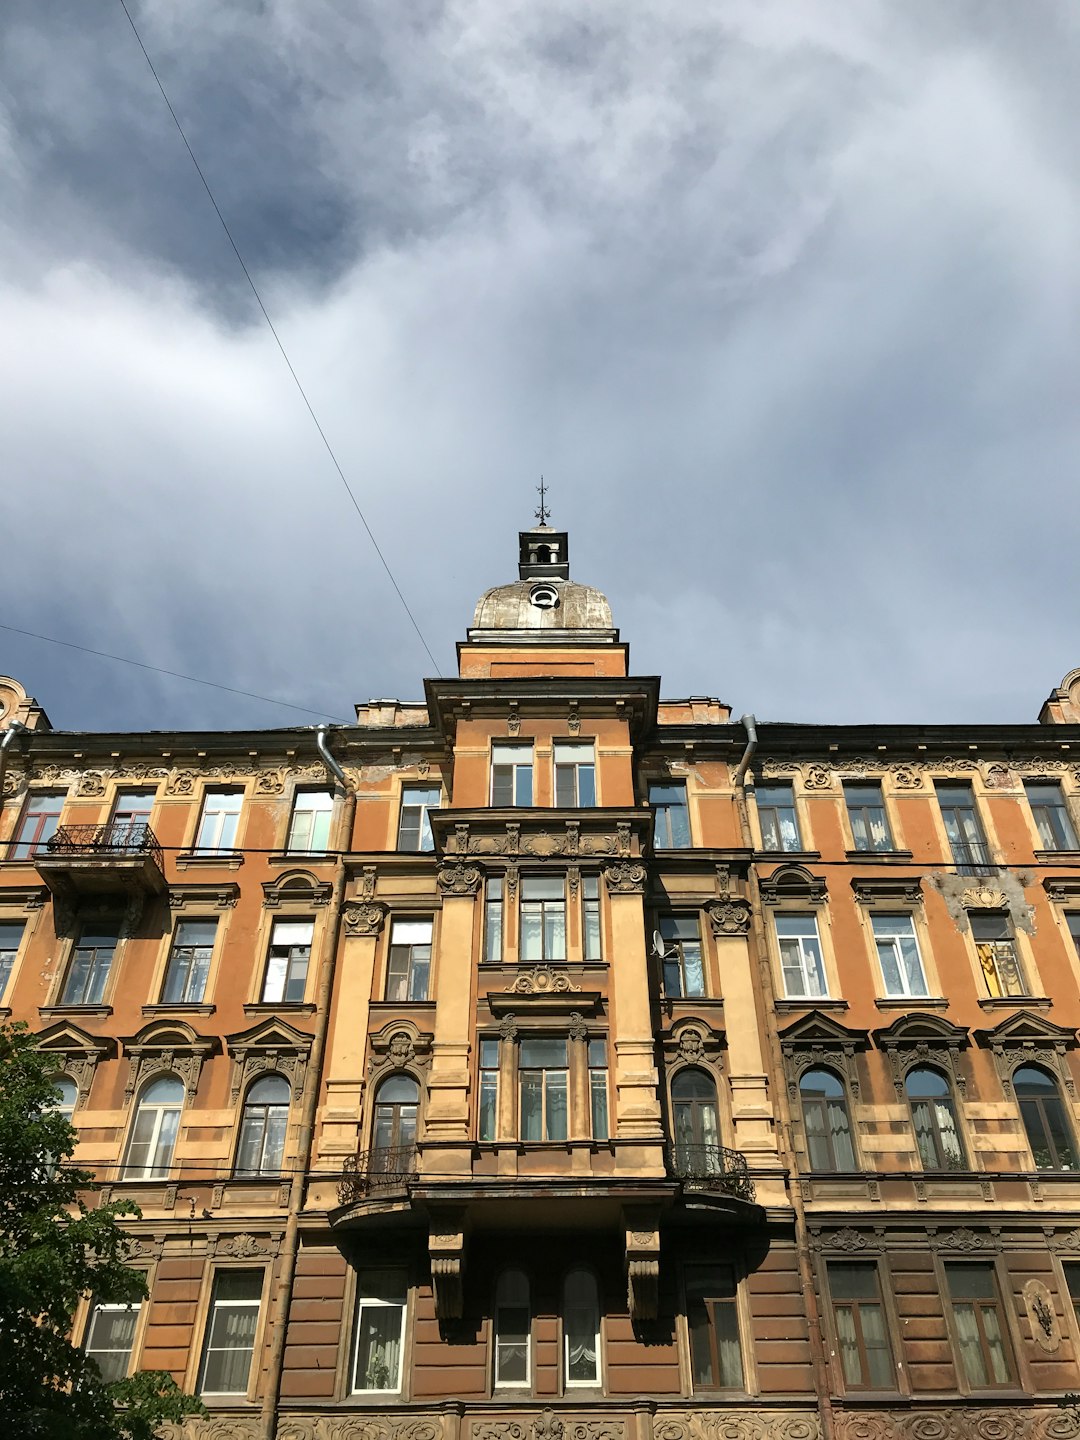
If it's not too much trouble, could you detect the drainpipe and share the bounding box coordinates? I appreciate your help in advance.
[260,727,356,1439]
[0,722,28,837]
[731,715,836,1440]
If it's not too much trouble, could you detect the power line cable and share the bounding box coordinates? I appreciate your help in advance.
[115,0,442,676]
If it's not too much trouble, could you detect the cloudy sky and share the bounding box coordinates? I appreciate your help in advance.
[2,0,1078,735]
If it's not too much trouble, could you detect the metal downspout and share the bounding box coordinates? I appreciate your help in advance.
[0,721,28,825]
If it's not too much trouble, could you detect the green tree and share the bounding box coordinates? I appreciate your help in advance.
[0,1021,205,1438]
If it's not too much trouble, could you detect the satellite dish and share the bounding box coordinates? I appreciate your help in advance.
[651,930,667,959]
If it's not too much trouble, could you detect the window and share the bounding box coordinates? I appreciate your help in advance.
[650,782,690,848]
[828,1263,893,1390]
[520,876,566,963]
[672,1068,719,1174]
[946,1265,1013,1387]
[194,789,243,854]
[872,914,929,998]
[199,1270,262,1395]
[845,783,894,852]
[686,1265,743,1391]
[492,745,533,807]
[261,920,312,1004]
[520,1037,568,1141]
[659,915,705,998]
[161,919,217,1004]
[123,1075,183,1179]
[564,1269,601,1386]
[84,1300,141,1382]
[1026,781,1078,851]
[554,743,596,807]
[494,1269,530,1387]
[800,1070,856,1172]
[937,783,992,875]
[1014,1065,1078,1171]
[397,785,440,852]
[372,1074,419,1155]
[478,1038,499,1141]
[110,789,155,843]
[52,1075,78,1123]
[589,1039,609,1141]
[1068,914,1080,963]
[235,1074,290,1176]
[385,918,432,1001]
[1064,1265,1080,1328]
[61,920,120,1006]
[775,914,828,999]
[11,792,64,858]
[970,914,1027,999]
[352,1270,407,1393]
[0,921,24,999]
[287,790,334,853]
[756,783,802,852]
[484,878,504,964]
[907,1068,965,1170]
[582,875,601,961]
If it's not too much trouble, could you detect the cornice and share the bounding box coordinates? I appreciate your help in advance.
[424,675,661,741]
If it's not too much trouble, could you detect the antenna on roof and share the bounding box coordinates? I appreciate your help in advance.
[535,475,551,527]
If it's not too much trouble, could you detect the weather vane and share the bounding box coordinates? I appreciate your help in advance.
[535,475,550,526]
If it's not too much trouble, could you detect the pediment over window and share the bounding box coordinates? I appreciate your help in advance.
[778,1011,867,1102]
[875,1013,968,1049]
[121,1019,215,1104]
[874,1013,970,1098]
[975,1011,1077,1048]
[759,863,827,906]
[367,1019,433,1080]
[226,1016,313,1103]
[262,870,332,909]
[779,1011,868,1049]
[36,1020,114,1109]
[975,1010,1078,1100]
[852,876,923,906]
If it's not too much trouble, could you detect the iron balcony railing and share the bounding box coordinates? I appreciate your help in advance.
[45,822,164,870]
[949,840,995,877]
[667,1143,756,1203]
[338,1145,419,1207]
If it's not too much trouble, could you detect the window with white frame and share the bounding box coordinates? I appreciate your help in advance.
[0,921,24,1000]
[261,920,312,1004]
[235,1073,290,1175]
[352,1270,407,1393]
[775,913,828,999]
[160,919,217,1004]
[287,790,334,853]
[519,1037,568,1141]
[397,785,440,852]
[554,743,596,807]
[123,1074,183,1180]
[872,914,929,998]
[478,1038,499,1141]
[484,878,504,964]
[492,745,533,807]
[520,876,566,963]
[194,790,243,854]
[385,918,432,1002]
[658,915,705,998]
[83,1300,141,1382]
[198,1270,262,1395]
[61,919,121,1006]
[52,1075,78,1123]
[564,1269,601,1386]
[589,1039,609,1140]
[582,875,601,961]
[494,1269,531,1387]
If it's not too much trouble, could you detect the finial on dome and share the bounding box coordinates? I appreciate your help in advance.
[534,475,551,527]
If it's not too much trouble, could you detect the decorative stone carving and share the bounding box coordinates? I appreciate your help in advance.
[122,1234,163,1260]
[367,1023,432,1081]
[759,863,827,906]
[779,1014,867,1103]
[498,1014,519,1041]
[343,901,387,937]
[429,1209,467,1321]
[533,1414,564,1440]
[123,1023,214,1104]
[505,862,519,900]
[852,877,924,906]
[705,897,751,936]
[803,765,832,790]
[567,1011,588,1042]
[1023,1278,1061,1351]
[263,871,332,910]
[165,770,197,797]
[218,1232,268,1259]
[677,1028,706,1063]
[823,1227,870,1253]
[567,865,580,898]
[226,1018,312,1104]
[509,966,579,996]
[507,706,521,737]
[979,1013,1077,1100]
[437,863,483,896]
[35,1022,114,1109]
[963,887,1008,911]
[1050,1228,1080,1252]
[254,768,286,795]
[934,1226,994,1252]
[521,831,562,858]
[76,771,106,798]
[891,765,923,789]
[875,1014,969,1100]
[603,862,647,895]
[567,703,581,735]
[652,1413,818,1440]
[169,884,239,911]
[624,1206,660,1322]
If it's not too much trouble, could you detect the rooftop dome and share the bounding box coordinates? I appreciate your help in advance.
[467,525,618,644]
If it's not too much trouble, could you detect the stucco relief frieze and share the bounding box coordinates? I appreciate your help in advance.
[654,1413,820,1440]
[705,896,751,936]
[343,901,387,937]
[508,966,580,995]
[450,821,632,860]
[831,1412,1080,1440]
[931,1226,997,1252]
[603,861,647,895]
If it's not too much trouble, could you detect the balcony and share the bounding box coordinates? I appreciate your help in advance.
[338,1145,419,1207]
[35,822,167,900]
[666,1143,755,1203]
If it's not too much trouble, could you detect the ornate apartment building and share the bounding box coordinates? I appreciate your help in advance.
[3,526,1080,1440]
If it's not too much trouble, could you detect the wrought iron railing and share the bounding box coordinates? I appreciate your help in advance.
[666,1143,756,1203]
[338,1145,418,1206]
[44,822,164,870]
[949,840,995,877]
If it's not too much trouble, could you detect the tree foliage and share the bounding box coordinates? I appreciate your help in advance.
[0,1022,205,1437]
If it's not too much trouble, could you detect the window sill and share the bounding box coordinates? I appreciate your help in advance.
[755,849,821,862]
[369,999,436,1010]
[142,1003,216,1017]
[775,997,848,1011]
[267,851,336,865]
[175,851,244,870]
[977,996,1051,1010]
[38,1004,112,1019]
[1035,849,1080,864]
[242,1001,316,1016]
[844,849,914,864]
[875,996,948,1010]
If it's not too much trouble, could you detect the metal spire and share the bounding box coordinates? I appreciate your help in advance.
[535,475,550,526]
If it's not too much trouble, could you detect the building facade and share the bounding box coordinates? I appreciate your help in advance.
[3,529,1080,1440]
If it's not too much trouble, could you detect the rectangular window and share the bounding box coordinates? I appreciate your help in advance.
[261,920,313,1004]
[520,876,566,963]
[554,742,596,807]
[1026,781,1078,851]
[589,1038,609,1141]
[582,875,602,961]
[872,914,929,998]
[845,783,894,852]
[479,1037,499,1142]
[352,1270,407,1393]
[756,783,802,852]
[396,785,440,852]
[970,914,1027,999]
[1069,914,1080,964]
[1064,1265,1080,1328]
[686,1265,743,1391]
[492,745,533,807]
[11,791,64,859]
[385,918,432,1002]
[194,790,243,854]
[0,921,24,1001]
[61,921,120,1006]
[937,783,993,875]
[84,1300,141,1383]
[198,1270,262,1395]
[109,789,155,846]
[776,913,828,999]
[946,1264,1013,1388]
[519,1037,568,1141]
[287,790,334,853]
[659,915,705,998]
[484,878,504,964]
[828,1263,894,1390]
[650,782,690,848]
[161,919,217,1004]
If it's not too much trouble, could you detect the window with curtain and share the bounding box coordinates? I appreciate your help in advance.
[582,875,602,961]
[52,1075,78,1123]
[945,1264,1013,1387]
[775,913,828,999]
[936,783,992,875]
[844,783,894,852]
[123,1074,183,1180]
[755,783,801,852]
[385,918,433,1001]
[478,1039,499,1142]
[672,1068,720,1176]
[970,914,1027,999]
[352,1270,407,1392]
[589,1039,609,1141]
[800,1069,856,1172]
[83,1300,141,1382]
[658,915,705,998]
[554,743,596,807]
[563,1269,601,1386]
[397,785,440,851]
[198,1270,262,1395]
[1014,1065,1078,1171]
[906,1068,965,1170]
[61,920,121,1006]
[519,1037,568,1141]
[161,919,217,1004]
[828,1262,893,1390]
[235,1074,290,1175]
[650,782,690,848]
[494,1269,531,1387]
[484,878,504,964]
[372,1074,419,1159]
[872,914,929,998]
[686,1265,743,1391]
[261,920,313,1004]
[1025,781,1078,851]
[0,921,24,1001]
[287,790,334,853]
[520,876,566,963]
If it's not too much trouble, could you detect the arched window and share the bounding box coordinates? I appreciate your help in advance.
[672,1069,720,1174]
[235,1074,290,1176]
[1015,1065,1078,1171]
[906,1068,965,1170]
[53,1076,78,1123]
[373,1074,419,1155]
[123,1075,183,1180]
[799,1069,856,1172]
[564,1269,601,1386]
[494,1269,530,1388]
